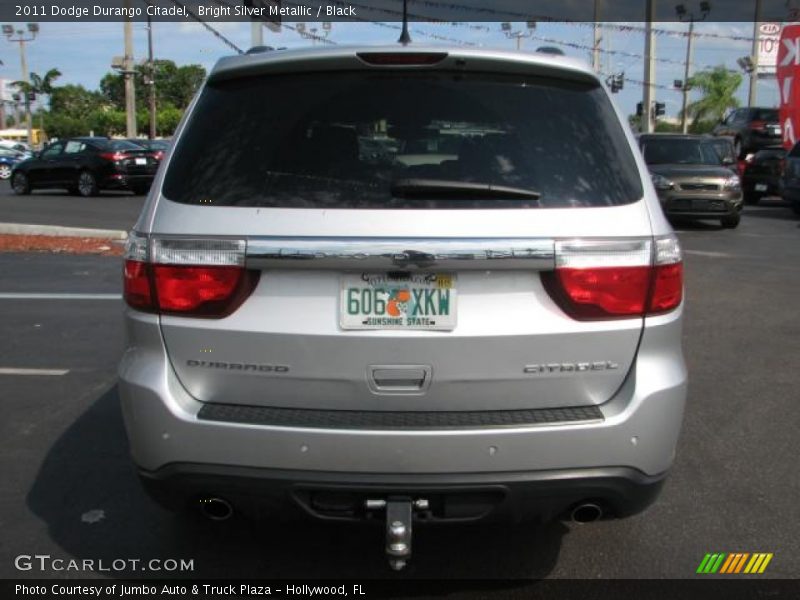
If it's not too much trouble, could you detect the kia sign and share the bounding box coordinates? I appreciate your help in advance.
[777,24,800,149]
[758,23,781,77]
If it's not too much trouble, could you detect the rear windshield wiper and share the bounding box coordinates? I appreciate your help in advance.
[390,178,541,200]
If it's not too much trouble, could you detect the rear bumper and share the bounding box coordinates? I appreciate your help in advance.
[139,463,667,522]
[742,175,782,196]
[119,307,687,521]
[101,172,155,190]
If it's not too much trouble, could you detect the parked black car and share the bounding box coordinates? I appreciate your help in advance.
[10,137,159,197]
[741,145,786,204]
[712,107,781,158]
[124,138,171,162]
[781,141,800,216]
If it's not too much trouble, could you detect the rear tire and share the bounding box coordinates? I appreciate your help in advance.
[11,171,30,195]
[77,171,99,197]
[721,213,741,229]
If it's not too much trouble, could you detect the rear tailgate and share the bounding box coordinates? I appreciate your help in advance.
[145,48,656,413]
[153,203,652,411]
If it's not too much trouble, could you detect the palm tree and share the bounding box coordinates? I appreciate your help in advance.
[683,66,742,129]
[13,68,62,108]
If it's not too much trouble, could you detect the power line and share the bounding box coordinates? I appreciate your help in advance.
[169,0,244,54]
[398,0,755,43]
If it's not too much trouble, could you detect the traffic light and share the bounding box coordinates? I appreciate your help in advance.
[27,92,36,102]
[607,73,625,93]
[654,102,666,117]
[637,102,644,117]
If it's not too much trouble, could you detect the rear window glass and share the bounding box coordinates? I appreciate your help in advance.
[97,139,143,151]
[753,109,779,121]
[641,138,722,166]
[163,72,643,209]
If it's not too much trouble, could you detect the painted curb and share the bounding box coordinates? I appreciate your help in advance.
[0,223,128,240]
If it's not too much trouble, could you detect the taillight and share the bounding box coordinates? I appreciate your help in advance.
[99,152,129,161]
[152,151,165,161]
[543,236,683,321]
[749,120,767,131]
[123,233,258,318]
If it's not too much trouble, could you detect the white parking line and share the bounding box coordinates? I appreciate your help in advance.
[684,250,733,258]
[0,293,121,300]
[0,368,69,376]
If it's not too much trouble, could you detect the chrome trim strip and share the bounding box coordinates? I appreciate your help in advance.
[245,237,555,271]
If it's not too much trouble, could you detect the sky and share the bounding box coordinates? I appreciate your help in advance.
[0,19,781,120]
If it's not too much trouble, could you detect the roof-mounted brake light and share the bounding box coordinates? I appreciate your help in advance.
[356,52,448,66]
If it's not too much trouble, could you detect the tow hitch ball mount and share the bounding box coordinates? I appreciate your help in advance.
[365,497,429,570]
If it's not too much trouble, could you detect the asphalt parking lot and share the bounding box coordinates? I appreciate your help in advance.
[0,187,798,581]
[0,181,144,231]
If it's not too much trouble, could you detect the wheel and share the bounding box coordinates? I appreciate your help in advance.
[11,171,31,195]
[77,170,99,197]
[131,183,150,196]
[0,164,11,180]
[721,212,741,228]
[792,200,800,216]
[744,192,761,205]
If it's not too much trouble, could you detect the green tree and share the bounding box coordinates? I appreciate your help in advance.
[13,68,62,109]
[100,60,206,111]
[50,84,104,116]
[684,66,743,130]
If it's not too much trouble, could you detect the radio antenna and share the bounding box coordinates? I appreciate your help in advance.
[398,0,412,44]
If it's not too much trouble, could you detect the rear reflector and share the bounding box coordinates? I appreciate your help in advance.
[543,236,683,320]
[123,234,257,318]
[356,52,448,66]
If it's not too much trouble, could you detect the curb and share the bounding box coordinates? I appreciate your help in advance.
[0,223,129,240]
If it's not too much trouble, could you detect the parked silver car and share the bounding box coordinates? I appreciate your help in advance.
[119,46,687,568]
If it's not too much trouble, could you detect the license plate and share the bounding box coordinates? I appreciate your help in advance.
[755,183,768,191]
[135,157,147,165]
[340,273,457,330]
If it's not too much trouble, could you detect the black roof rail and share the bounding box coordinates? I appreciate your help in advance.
[246,46,275,55]
[536,46,565,56]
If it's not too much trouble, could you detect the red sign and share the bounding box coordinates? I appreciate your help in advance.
[777,24,800,150]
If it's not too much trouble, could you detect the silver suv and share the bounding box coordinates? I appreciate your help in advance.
[119,46,687,568]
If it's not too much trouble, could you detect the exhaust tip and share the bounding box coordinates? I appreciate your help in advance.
[570,502,603,524]
[199,497,234,521]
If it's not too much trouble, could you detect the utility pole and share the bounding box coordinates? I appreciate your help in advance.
[642,0,656,133]
[680,19,695,133]
[123,7,137,138]
[676,2,710,134]
[749,0,763,107]
[146,13,156,139]
[593,1,602,73]
[2,23,38,146]
[251,21,263,46]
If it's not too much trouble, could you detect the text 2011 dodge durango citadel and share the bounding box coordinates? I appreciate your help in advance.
[118,46,687,569]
